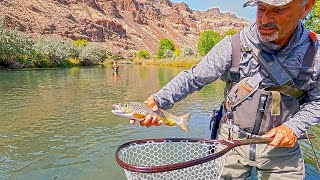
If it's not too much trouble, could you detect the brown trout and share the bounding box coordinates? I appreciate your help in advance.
[112,102,191,132]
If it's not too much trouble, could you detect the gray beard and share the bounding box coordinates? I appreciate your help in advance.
[258,31,279,42]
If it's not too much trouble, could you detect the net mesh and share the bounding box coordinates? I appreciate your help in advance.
[117,140,226,180]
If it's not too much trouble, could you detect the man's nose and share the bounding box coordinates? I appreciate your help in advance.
[261,10,275,24]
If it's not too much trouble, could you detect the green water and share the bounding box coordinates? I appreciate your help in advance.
[0,65,319,179]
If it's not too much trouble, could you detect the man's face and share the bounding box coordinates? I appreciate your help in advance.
[256,0,305,47]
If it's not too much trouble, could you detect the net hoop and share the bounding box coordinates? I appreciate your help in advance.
[115,138,232,173]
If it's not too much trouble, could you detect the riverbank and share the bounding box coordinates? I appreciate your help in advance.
[105,56,202,69]
[134,57,201,68]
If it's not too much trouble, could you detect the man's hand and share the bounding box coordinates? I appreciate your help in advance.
[262,125,297,147]
[129,96,163,127]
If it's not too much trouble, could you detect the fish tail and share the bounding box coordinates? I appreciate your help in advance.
[177,112,191,132]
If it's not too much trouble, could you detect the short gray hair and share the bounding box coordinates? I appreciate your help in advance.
[301,0,309,6]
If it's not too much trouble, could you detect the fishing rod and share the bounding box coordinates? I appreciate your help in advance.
[306,131,320,172]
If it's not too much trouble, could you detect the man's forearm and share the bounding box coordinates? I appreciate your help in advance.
[284,100,320,138]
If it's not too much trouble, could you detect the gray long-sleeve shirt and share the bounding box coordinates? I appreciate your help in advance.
[152,22,320,138]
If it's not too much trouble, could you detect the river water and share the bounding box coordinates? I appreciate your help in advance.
[0,65,319,179]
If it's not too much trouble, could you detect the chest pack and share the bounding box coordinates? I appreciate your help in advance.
[224,31,318,136]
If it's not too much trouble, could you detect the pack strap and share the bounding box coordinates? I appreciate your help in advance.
[295,31,318,87]
[270,91,281,116]
[230,33,241,82]
[266,85,306,99]
[252,94,267,135]
[251,47,295,86]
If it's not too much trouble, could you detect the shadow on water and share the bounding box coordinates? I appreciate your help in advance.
[0,65,319,179]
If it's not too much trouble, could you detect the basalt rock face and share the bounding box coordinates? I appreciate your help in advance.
[0,0,249,57]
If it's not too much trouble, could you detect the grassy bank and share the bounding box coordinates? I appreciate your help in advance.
[132,56,202,68]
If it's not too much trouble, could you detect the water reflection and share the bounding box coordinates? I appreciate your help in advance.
[0,65,318,180]
[113,70,120,81]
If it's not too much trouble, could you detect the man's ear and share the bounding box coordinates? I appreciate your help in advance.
[300,0,316,19]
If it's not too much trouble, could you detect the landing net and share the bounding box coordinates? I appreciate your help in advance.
[116,138,227,180]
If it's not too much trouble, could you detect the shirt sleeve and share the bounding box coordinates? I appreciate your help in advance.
[284,42,320,138]
[152,36,232,110]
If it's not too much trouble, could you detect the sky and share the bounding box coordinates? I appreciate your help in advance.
[171,0,257,21]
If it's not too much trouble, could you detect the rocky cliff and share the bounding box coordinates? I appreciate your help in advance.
[0,0,249,57]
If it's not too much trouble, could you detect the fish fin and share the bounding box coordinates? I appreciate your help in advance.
[177,112,191,132]
[133,113,145,119]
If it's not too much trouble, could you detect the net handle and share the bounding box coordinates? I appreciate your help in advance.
[115,138,269,173]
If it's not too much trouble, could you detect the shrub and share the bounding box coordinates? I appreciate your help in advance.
[66,58,80,66]
[174,48,181,57]
[197,30,221,56]
[0,18,34,68]
[79,43,106,65]
[65,42,82,59]
[32,38,68,67]
[40,56,50,68]
[137,49,150,59]
[74,39,88,47]
[156,38,175,59]
[0,16,3,29]
[181,47,194,57]
[164,49,174,58]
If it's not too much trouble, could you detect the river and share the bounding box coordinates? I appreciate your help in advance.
[0,65,319,179]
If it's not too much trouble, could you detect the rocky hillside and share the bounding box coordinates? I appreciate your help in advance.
[0,0,249,57]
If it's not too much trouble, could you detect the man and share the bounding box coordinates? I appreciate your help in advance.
[130,0,319,179]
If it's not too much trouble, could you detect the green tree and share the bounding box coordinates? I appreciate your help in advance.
[137,49,150,59]
[197,30,221,56]
[222,28,239,38]
[156,38,175,59]
[304,0,320,33]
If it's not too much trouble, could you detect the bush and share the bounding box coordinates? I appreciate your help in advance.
[181,47,194,57]
[174,48,181,57]
[197,30,221,56]
[156,38,175,59]
[0,18,34,68]
[79,43,106,65]
[0,16,3,29]
[65,42,83,59]
[32,38,69,67]
[74,39,88,47]
[137,49,150,59]
[164,49,174,58]
[66,58,80,66]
